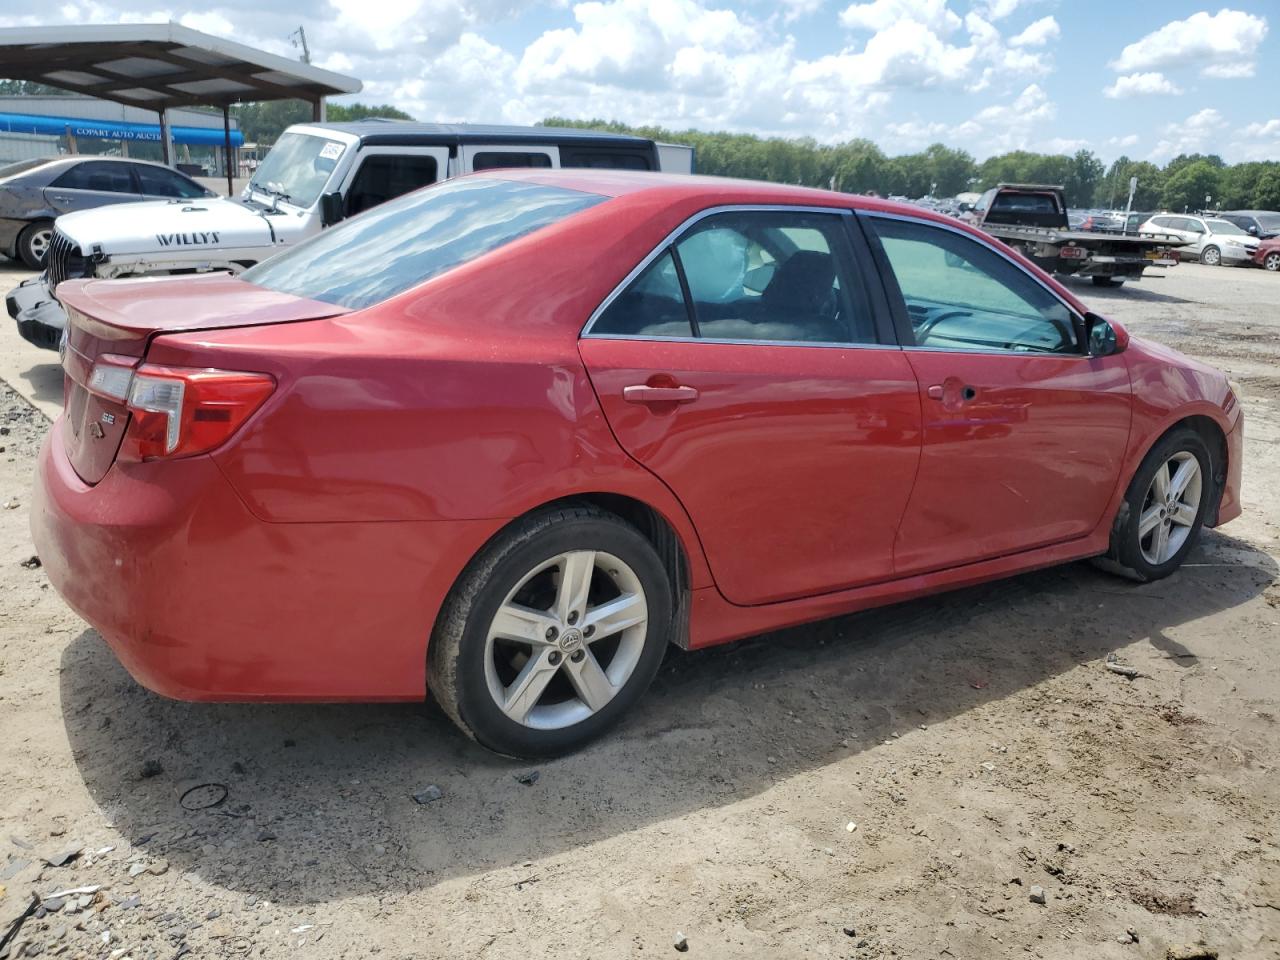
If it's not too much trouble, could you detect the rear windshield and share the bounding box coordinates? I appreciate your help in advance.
[243,178,605,310]
[991,193,1059,214]
[0,157,53,181]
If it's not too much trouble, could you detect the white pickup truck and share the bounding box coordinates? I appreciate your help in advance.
[9,121,694,349]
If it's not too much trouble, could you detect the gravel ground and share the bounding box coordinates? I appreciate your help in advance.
[0,261,1277,960]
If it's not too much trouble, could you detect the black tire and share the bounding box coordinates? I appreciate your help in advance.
[16,220,53,269]
[1199,245,1221,266]
[1263,251,1280,272]
[1095,427,1214,583]
[428,505,673,758]
[1091,276,1122,287]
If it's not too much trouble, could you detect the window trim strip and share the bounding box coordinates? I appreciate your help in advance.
[580,203,878,345]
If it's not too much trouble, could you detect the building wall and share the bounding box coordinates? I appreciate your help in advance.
[0,132,60,165]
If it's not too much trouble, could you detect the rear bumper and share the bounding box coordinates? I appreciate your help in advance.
[32,421,505,701]
[7,275,66,351]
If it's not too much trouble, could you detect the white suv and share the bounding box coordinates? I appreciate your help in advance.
[1138,214,1259,266]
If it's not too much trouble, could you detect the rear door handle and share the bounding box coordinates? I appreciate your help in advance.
[623,384,699,405]
[927,384,978,401]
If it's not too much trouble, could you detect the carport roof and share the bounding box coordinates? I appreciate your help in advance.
[0,22,362,112]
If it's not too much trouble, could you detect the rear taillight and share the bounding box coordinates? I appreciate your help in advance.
[85,359,274,461]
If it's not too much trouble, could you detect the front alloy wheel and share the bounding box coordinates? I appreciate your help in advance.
[1097,427,1213,582]
[1264,251,1280,272]
[1137,451,1202,566]
[1200,245,1221,266]
[429,506,672,757]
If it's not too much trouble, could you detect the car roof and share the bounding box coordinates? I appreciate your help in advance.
[308,120,655,148]
[473,167,933,215]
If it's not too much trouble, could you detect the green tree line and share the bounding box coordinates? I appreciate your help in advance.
[544,117,1280,212]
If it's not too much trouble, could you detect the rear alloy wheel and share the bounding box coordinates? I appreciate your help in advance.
[1096,428,1212,582]
[1264,251,1280,272]
[16,221,53,269]
[1199,245,1221,266]
[429,506,672,757]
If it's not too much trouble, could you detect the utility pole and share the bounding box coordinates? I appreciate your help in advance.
[290,26,311,64]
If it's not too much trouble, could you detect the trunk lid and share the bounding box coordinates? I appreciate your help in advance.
[57,274,348,485]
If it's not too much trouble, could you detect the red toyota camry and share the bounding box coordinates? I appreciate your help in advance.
[33,170,1242,757]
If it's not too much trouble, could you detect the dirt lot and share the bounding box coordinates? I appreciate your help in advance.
[1,260,1277,960]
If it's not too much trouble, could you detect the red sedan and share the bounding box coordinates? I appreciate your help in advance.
[32,171,1243,757]
[1255,237,1280,271]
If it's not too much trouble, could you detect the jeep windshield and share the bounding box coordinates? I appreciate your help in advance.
[247,132,347,209]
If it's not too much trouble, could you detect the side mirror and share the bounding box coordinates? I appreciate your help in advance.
[1086,313,1124,357]
[1248,225,1259,235]
[320,192,344,228]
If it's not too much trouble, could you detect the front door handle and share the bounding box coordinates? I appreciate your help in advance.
[623,384,699,405]
[927,383,978,401]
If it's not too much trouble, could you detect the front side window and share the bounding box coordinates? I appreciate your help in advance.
[247,132,347,208]
[593,210,874,345]
[52,161,137,194]
[244,177,604,310]
[868,216,1079,354]
[345,154,438,215]
[472,152,553,171]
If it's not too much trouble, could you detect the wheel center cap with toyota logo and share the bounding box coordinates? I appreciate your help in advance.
[558,628,583,653]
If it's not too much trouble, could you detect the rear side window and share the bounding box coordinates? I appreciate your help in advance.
[593,210,875,345]
[562,150,652,170]
[135,164,209,199]
[243,178,604,310]
[52,161,137,194]
[472,152,553,171]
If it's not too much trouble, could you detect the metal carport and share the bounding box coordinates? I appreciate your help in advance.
[0,22,361,194]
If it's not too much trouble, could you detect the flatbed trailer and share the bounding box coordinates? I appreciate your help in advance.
[968,184,1186,287]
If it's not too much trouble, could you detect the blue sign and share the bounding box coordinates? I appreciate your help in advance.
[0,111,244,147]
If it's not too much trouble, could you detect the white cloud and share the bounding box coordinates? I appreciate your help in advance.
[1107,134,1140,149]
[1103,72,1182,99]
[979,0,1025,20]
[1147,107,1228,162]
[950,83,1056,153]
[1234,119,1280,162]
[839,0,960,33]
[964,11,1047,91]
[1009,15,1058,47]
[1111,9,1267,78]
[1202,61,1254,79]
[1242,119,1280,139]
[1043,136,1088,153]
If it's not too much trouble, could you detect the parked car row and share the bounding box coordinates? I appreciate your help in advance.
[0,155,212,268]
[1137,214,1261,266]
[5,121,696,350]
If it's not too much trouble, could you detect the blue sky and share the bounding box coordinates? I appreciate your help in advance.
[3,1,1276,163]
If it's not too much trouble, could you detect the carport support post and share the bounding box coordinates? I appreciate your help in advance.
[222,105,234,197]
[312,98,326,123]
[158,109,173,167]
